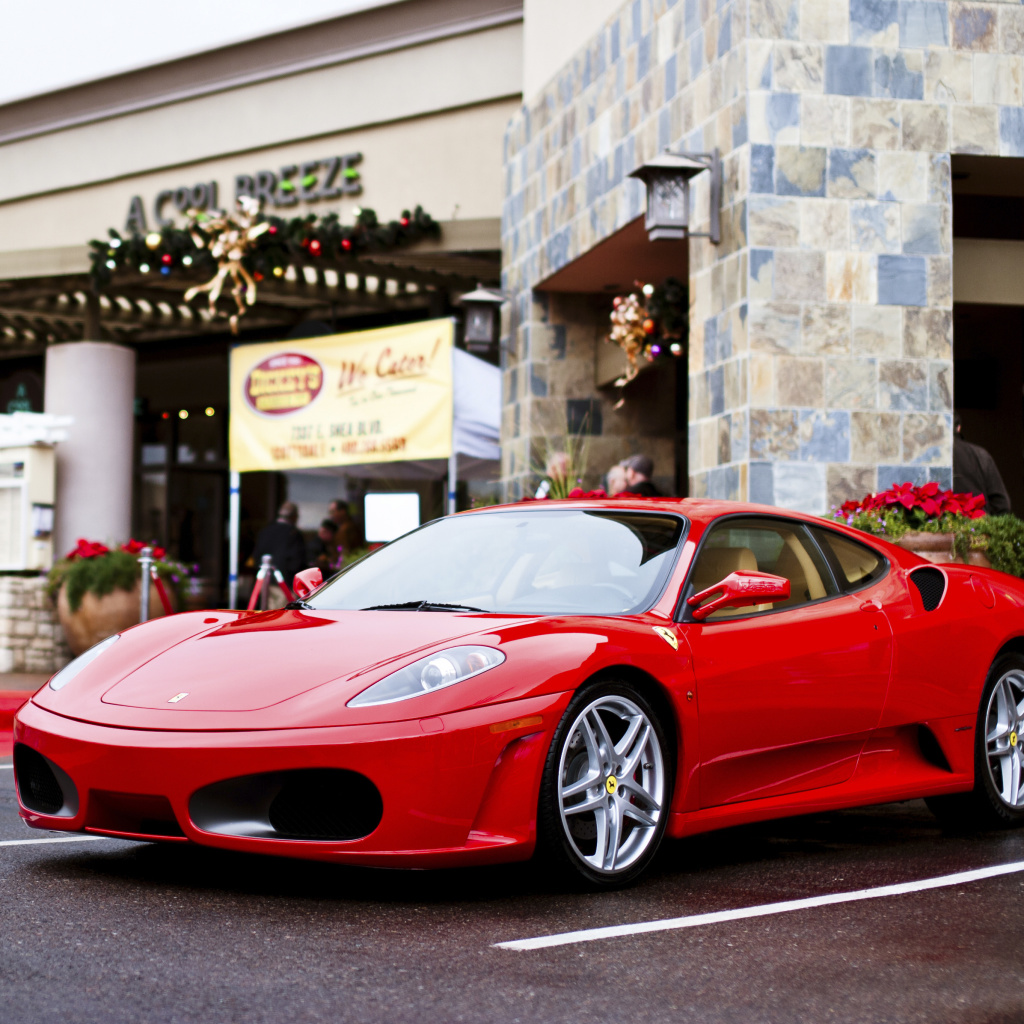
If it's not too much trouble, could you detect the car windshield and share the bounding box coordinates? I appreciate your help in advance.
[306,508,686,615]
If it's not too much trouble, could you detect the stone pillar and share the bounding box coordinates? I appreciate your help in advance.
[44,341,136,554]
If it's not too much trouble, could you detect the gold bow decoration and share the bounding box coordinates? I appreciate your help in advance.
[183,196,270,335]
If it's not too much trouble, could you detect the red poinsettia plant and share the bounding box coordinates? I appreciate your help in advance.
[831,481,987,550]
[67,537,167,561]
[50,538,182,613]
[836,481,986,526]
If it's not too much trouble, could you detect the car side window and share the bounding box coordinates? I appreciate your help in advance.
[808,526,887,592]
[687,517,838,620]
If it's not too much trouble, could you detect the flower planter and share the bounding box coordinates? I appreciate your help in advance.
[897,531,991,569]
[57,580,172,656]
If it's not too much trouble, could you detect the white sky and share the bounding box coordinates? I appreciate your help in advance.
[0,0,392,105]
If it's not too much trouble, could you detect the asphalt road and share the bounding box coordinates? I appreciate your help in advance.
[1,758,1023,1024]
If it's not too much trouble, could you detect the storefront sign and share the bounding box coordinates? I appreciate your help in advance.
[125,153,362,234]
[229,319,453,472]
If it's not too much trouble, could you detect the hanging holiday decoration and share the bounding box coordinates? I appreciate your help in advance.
[606,277,688,402]
[181,196,269,333]
[88,201,441,332]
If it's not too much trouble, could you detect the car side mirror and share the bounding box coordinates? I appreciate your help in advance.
[292,567,323,600]
[687,570,790,621]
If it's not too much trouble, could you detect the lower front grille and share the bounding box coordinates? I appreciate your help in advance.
[190,767,384,842]
[14,744,65,814]
[268,769,384,841]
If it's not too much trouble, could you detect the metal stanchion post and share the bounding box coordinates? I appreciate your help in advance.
[139,546,153,622]
[260,554,272,611]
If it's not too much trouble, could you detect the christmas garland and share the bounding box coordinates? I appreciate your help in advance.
[88,205,441,293]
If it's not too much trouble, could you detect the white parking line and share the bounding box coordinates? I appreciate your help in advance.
[0,764,13,769]
[494,860,1024,951]
[0,836,110,848]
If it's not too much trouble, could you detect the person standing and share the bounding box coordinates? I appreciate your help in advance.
[253,500,308,585]
[953,413,1011,515]
[308,518,340,575]
[606,463,628,496]
[621,454,661,497]
[327,498,361,551]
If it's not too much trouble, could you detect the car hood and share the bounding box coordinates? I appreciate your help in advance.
[30,608,630,731]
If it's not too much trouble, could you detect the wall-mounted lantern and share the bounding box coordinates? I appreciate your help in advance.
[628,149,721,244]
[457,286,504,357]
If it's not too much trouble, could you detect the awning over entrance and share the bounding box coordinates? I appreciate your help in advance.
[0,219,499,351]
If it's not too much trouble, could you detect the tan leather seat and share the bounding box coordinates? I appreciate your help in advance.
[771,536,827,608]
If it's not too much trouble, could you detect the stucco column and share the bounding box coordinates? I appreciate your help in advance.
[45,341,136,554]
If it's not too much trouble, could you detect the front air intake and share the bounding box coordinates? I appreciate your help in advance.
[268,769,383,841]
[909,567,945,611]
[190,768,383,842]
[14,744,65,814]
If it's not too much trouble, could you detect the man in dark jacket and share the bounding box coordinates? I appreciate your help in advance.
[253,500,308,584]
[953,413,1011,514]
[622,454,661,497]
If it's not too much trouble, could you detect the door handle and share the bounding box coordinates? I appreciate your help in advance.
[859,598,883,612]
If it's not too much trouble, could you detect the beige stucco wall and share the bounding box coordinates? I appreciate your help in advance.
[0,18,521,270]
[522,0,624,99]
[0,98,518,262]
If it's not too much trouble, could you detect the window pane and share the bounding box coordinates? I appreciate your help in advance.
[810,526,885,590]
[690,518,837,619]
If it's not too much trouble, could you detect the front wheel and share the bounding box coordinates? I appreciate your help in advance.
[927,653,1024,828]
[536,682,673,888]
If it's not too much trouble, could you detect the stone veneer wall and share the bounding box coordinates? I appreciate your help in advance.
[503,0,1024,511]
[502,0,746,499]
[0,576,71,676]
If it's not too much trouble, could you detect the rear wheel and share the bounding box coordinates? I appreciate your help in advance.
[927,653,1024,828]
[537,681,673,888]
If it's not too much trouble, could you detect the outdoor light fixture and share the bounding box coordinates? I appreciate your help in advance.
[628,148,721,244]
[457,286,504,356]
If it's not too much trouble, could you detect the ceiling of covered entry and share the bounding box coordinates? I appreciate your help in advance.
[535,216,688,294]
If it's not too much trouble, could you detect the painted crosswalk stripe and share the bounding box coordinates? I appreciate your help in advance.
[494,860,1024,951]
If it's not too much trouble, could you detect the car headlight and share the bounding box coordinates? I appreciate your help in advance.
[347,645,505,707]
[49,634,120,691]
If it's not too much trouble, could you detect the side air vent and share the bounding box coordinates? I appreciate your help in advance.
[909,567,945,611]
[14,744,65,814]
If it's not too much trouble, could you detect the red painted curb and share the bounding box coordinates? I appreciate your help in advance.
[0,691,34,734]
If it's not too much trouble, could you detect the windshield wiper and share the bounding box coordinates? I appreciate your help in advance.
[285,599,314,610]
[360,600,489,612]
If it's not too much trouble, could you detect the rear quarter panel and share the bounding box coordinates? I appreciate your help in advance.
[880,562,1024,727]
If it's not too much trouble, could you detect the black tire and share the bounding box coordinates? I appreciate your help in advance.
[927,653,1024,829]
[536,680,674,889]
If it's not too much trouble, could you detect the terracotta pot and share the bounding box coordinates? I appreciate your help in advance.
[896,531,991,569]
[57,581,172,656]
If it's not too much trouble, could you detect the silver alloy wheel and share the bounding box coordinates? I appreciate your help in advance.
[985,669,1024,808]
[557,694,665,875]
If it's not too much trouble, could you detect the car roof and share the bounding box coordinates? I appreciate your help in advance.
[463,497,824,525]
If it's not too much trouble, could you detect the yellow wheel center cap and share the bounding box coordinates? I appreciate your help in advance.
[1011,731,1018,747]
[605,775,618,795]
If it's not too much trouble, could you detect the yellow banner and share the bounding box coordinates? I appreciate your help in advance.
[229,319,454,472]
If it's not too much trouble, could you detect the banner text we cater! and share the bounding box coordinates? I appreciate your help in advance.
[229,319,454,472]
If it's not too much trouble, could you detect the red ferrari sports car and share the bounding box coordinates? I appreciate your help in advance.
[13,499,1024,886]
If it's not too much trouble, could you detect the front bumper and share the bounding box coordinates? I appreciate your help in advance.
[13,691,571,868]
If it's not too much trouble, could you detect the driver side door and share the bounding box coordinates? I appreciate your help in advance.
[684,516,892,808]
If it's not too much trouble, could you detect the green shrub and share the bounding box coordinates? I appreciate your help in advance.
[959,515,1024,578]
